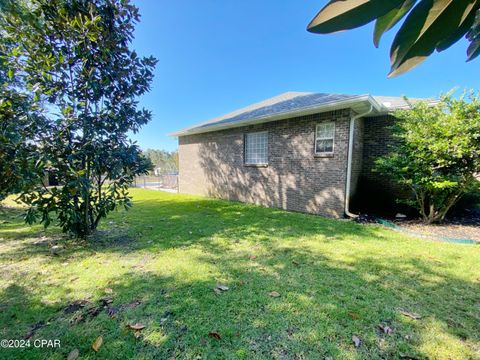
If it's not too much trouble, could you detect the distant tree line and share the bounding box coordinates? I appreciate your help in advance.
[143,149,178,175]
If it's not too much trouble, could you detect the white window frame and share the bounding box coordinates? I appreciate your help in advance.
[244,131,268,165]
[315,122,335,155]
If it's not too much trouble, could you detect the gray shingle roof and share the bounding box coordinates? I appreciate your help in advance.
[171,92,436,136]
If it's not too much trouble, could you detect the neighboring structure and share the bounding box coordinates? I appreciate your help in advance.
[171,92,436,218]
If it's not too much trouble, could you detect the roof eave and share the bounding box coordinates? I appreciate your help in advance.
[170,95,383,137]
[372,98,441,114]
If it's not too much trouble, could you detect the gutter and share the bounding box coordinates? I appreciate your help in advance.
[344,104,375,218]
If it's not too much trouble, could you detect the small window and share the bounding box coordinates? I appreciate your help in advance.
[244,131,268,165]
[315,122,335,154]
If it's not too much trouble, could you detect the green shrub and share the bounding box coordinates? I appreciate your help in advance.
[375,91,480,223]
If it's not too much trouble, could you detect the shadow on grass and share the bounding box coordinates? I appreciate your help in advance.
[0,195,385,262]
[91,248,478,359]
[0,194,479,359]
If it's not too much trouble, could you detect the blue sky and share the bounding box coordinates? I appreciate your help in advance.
[130,0,479,152]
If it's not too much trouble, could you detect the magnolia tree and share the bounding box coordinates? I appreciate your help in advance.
[375,91,480,223]
[0,61,46,202]
[0,1,47,201]
[2,0,156,237]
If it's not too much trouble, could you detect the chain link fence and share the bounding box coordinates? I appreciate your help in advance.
[131,174,178,192]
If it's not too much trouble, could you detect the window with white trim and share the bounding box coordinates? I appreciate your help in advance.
[244,131,268,165]
[315,122,335,154]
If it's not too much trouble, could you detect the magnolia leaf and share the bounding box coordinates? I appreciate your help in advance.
[92,336,103,352]
[378,324,394,334]
[399,310,422,320]
[436,8,477,51]
[389,0,478,77]
[215,284,229,291]
[352,335,362,348]
[348,311,360,320]
[67,349,79,360]
[308,0,405,34]
[374,0,416,47]
[269,291,281,298]
[467,38,480,60]
[128,323,146,330]
[208,332,222,340]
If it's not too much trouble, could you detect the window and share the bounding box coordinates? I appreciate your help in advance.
[244,131,268,165]
[315,122,335,154]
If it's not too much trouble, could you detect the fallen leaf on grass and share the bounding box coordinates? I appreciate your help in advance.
[399,353,420,359]
[399,310,422,320]
[120,300,142,311]
[378,323,394,335]
[128,323,146,330]
[208,332,221,340]
[348,311,360,320]
[352,335,361,348]
[269,291,281,298]
[104,288,113,294]
[67,349,79,360]
[92,336,103,352]
[249,255,257,260]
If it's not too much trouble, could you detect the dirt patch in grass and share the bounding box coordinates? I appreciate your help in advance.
[395,209,480,242]
[88,229,136,248]
[397,222,480,242]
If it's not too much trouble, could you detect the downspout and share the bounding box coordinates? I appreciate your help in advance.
[345,105,374,218]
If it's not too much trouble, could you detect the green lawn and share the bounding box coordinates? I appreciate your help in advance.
[0,189,479,360]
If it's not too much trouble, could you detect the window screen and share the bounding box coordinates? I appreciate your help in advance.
[245,131,268,164]
[315,122,335,154]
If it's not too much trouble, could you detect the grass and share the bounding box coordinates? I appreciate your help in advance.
[0,189,479,360]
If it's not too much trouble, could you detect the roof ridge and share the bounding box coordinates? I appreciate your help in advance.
[176,91,313,132]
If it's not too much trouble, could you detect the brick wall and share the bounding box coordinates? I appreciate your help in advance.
[178,109,354,217]
[356,115,411,214]
[362,115,396,183]
[350,117,364,197]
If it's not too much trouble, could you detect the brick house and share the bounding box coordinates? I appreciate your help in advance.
[171,92,436,218]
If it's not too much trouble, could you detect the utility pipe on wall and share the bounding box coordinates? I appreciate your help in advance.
[345,105,374,218]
